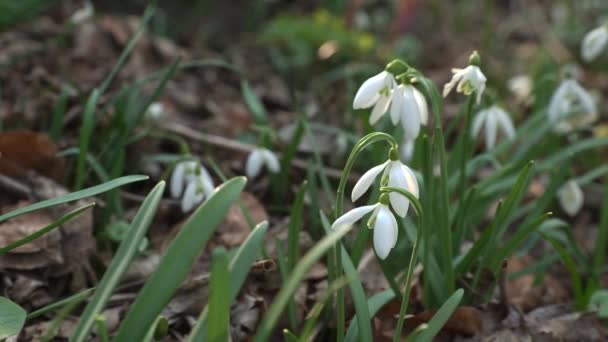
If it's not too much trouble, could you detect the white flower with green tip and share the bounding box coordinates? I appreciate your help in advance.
[558,180,584,217]
[547,79,597,133]
[353,71,397,125]
[391,84,428,141]
[443,65,487,104]
[471,105,515,150]
[331,195,398,260]
[246,147,280,178]
[351,156,419,218]
[581,25,608,62]
[170,161,215,212]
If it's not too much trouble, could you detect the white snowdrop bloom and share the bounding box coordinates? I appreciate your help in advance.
[70,1,94,25]
[400,139,415,162]
[331,201,398,259]
[351,158,418,218]
[547,79,597,133]
[471,105,515,150]
[558,180,584,217]
[170,161,200,198]
[390,84,428,141]
[245,147,281,179]
[508,75,533,104]
[581,25,608,62]
[146,102,165,122]
[181,173,216,212]
[353,71,397,125]
[443,65,487,104]
[170,161,215,212]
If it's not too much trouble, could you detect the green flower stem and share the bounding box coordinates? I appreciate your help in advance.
[332,132,398,341]
[458,96,476,207]
[379,186,422,341]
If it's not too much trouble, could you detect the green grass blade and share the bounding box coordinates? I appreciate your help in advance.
[114,177,246,341]
[74,89,101,190]
[241,80,268,125]
[98,1,156,94]
[0,203,95,255]
[188,222,269,341]
[288,181,307,270]
[489,212,552,268]
[27,288,95,320]
[410,289,464,341]
[253,222,356,342]
[0,175,147,223]
[70,181,166,342]
[207,248,230,342]
[345,289,394,342]
[320,212,372,342]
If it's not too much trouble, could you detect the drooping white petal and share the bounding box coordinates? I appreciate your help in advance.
[170,161,198,198]
[400,140,415,162]
[387,161,410,218]
[373,205,398,259]
[261,149,281,173]
[353,71,392,109]
[170,162,186,198]
[181,180,204,213]
[246,149,264,179]
[198,169,215,198]
[581,26,608,62]
[351,161,389,202]
[443,68,464,98]
[473,67,487,104]
[332,204,379,230]
[401,164,419,199]
[400,86,422,141]
[369,94,392,125]
[390,86,404,125]
[558,180,584,217]
[471,109,487,139]
[547,81,570,122]
[485,108,498,149]
[495,107,516,140]
[412,87,429,125]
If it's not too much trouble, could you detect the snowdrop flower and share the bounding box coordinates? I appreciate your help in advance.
[170,161,215,212]
[390,84,429,141]
[353,71,397,125]
[443,52,487,104]
[146,102,165,122]
[246,147,280,178]
[508,75,533,105]
[70,1,94,25]
[400,139,415,162]
[558,180,583,217]
[332,195,398,259]
[351,153,419,218]
[581,25,608,62]
[547,79,597,133]
[471,105,515,150]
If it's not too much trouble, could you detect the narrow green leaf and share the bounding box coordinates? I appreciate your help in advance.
[411,289,464,341]
[321,212,372,342]
[27,288,95,320]
[0,203,95,255]
[188,222,268,341]
[345,290,394,342]
[241,80,268,125]
[114,177,246,342]
[0,297,26,339]
[70,181,166,342]
[74,89,101,190]
[207,248,230,342]
[0,175,147,223]
[253,222,356,342]
[490,212,552,268]
[288,181,307,270]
